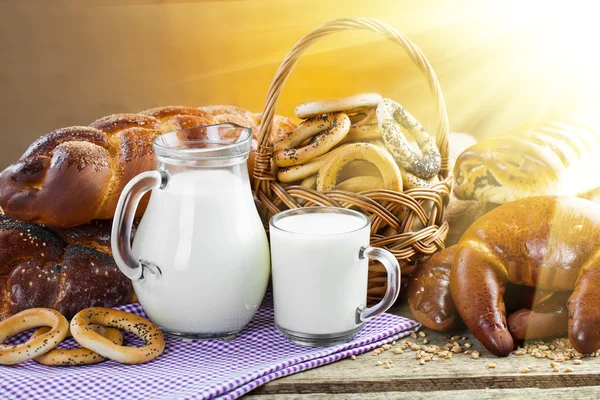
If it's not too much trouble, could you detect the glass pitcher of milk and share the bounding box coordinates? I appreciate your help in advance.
[111,123,270,340]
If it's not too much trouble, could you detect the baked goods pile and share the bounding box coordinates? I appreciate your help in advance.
[0,306,165,366]
[409,112,600,357]
[0,104,295,366]
[273,93,442,193]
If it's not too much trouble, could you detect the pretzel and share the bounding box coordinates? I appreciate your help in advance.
[273,113,350,167]
[341,110,382,144]
[295,93,382,119]
[70,307,165,365]
[317,143,402,192]
[277,153,331,183]
[368,139,436,190]
[0,308,69,365]
[337,176,384,192]
[376,99,441,180]
[31,325,124,366]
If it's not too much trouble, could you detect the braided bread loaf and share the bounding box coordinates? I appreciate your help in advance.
[0,106,295,227]
[453,113,600,204]
[0,207,135,320]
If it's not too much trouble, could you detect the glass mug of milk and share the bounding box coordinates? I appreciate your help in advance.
[111,123,270,339]
[269,207,400,346]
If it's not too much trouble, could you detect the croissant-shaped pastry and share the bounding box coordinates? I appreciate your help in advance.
[450,196,600,356]
[453,114,600,204]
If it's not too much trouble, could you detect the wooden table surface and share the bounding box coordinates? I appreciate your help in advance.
[246,300,600,399]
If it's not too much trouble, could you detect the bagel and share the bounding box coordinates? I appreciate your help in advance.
[317,143,402,192]
[337,176,384,192]
[337,160,382,182]
[32,325,124,366]
[273,113,350,167]
[277,153,331,183]
[0,308,69,365]
[295,93,382,119]
[300,174,318,189]
[341,110,381,144]
[70,307,165,365]
[376,99,441,180]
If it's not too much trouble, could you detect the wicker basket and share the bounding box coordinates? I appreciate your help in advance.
[253,18,451,304]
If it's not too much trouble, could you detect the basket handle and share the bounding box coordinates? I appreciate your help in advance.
[255,17,450,178]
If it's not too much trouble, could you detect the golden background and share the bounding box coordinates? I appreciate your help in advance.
[1,0,598,169]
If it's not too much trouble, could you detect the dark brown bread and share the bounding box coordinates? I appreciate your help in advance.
[0,210,134,320]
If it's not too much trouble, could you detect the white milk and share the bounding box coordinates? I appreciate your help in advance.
[270,212,369,335]
[132,168,270,335]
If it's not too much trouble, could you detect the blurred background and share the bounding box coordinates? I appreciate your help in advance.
[1,0,598,169]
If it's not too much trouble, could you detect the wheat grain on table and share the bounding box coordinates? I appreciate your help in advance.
[246,301,600,399]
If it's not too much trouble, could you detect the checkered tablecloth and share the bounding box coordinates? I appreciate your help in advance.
[0,291,419,400]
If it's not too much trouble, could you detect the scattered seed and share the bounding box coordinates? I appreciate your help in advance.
[471,353,480,359]
[565,367,573,373]
[419,331,426,337]
[464,343,472,349]
[393,348,403,355]
[410,333,418,339]
[451,335,461,341]
[420,359,425,365]
[351,355,356,360]
[488,363,496,369]
[382,344,391,350]
[574,360,582,365]
[376,361,383,366]
[423,339,429,344]
[520,367,530,373]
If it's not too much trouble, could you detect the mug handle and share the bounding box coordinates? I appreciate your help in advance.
[111,170,168,282]
[356,246,401,324]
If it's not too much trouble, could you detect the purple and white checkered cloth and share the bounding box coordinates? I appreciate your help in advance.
[0,291,419,400]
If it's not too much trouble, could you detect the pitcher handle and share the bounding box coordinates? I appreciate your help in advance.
[356,246,401,323]
[111,170,168,281]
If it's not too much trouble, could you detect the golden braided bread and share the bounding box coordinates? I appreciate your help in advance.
[0,106,295,227]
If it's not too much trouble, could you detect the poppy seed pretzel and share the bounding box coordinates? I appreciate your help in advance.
[376,98,441,180]
[0,308,69,365]
[31,324,124,366]
[70,307,165,365]
[273,113,350,167]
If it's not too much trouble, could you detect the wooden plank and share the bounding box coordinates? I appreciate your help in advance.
[247,386,600,400]
[247,302,600,395]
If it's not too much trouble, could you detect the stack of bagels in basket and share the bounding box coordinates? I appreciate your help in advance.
[408,111,600,357]
[272,93,442,194]
[0,105,296,366]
